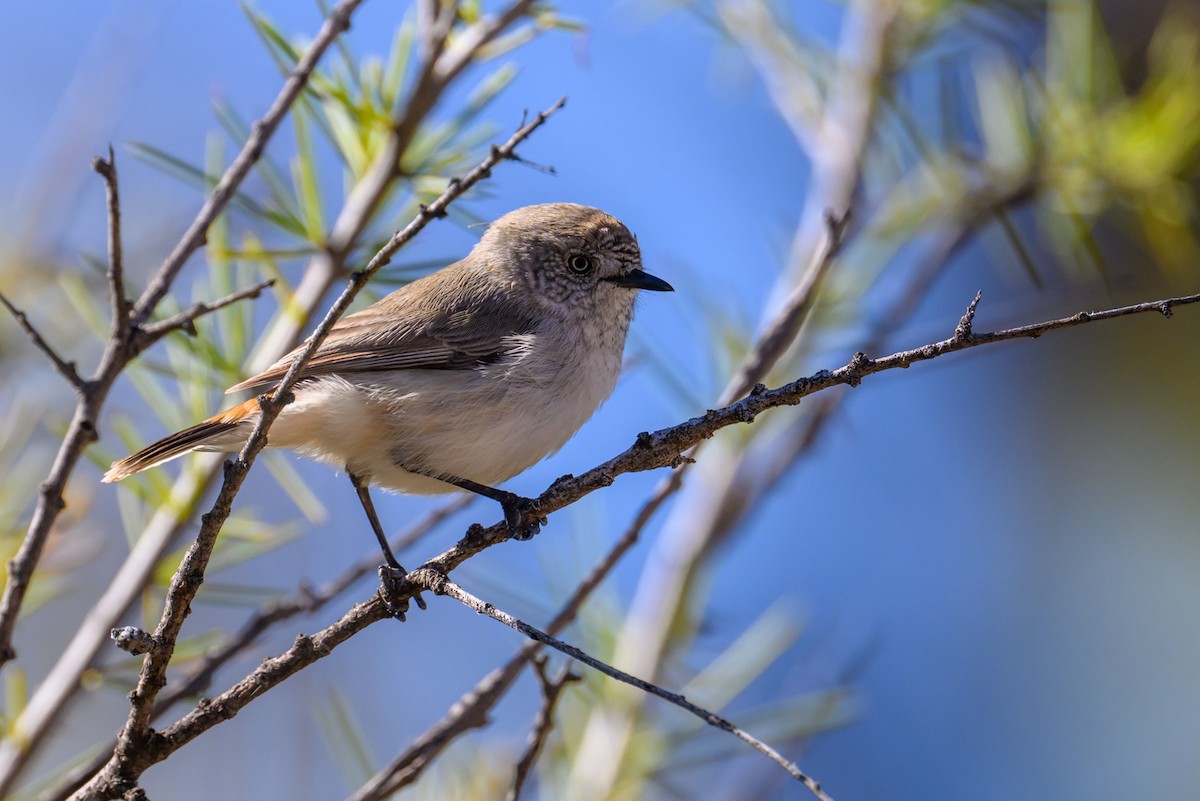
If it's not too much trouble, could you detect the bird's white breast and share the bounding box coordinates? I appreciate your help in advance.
[267,314,628,495]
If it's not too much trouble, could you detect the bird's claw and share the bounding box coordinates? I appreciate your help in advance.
[378,564,426,620]
[499,493,546,541]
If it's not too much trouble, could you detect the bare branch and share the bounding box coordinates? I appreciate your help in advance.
[414,570,834,801]
[0,292,87,392]
[505,658,578,801]
[92,148,129,337]
[134,279,276,348]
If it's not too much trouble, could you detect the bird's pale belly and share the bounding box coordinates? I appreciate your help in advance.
[267,357,619,494]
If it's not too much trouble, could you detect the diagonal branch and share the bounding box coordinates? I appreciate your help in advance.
[0,292,87,393]
[79,596,396,801]
[134,279,276,348]
[63,287,1200,801]
[413,570,834,801]
[54,481,473,801]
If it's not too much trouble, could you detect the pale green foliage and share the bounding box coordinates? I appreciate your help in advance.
[867,0,1200,280]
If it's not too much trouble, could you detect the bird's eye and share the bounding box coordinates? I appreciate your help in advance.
[567,254,595,274]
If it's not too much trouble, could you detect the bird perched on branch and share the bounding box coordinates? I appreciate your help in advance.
[104,203,673,596]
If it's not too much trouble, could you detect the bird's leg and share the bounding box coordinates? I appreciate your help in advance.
[435,474,544,541]
[348,471,426,618]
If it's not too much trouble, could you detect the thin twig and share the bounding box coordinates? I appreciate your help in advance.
[414,571,833,801]
[135,279,276,347]
[92,148,128,338]
[0,292,86,392]
[505,658,578,801]
[70,99,566,801]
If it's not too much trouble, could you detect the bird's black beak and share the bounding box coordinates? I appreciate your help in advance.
[604,269,674,292]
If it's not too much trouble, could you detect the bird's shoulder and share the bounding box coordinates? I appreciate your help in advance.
[226,259,539,394]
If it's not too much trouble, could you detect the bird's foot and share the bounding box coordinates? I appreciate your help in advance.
[378,563,427,621]
[496,491,547,541]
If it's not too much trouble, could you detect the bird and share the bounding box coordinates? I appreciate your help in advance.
[104,202,673,588]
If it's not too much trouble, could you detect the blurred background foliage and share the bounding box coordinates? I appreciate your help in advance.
[0,1,1199,800]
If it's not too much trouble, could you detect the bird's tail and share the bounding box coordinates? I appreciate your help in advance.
[102,398,260,483]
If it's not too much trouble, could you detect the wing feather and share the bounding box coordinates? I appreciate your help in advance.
[227,262,538,394]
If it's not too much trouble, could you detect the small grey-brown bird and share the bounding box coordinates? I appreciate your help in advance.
[104,203,672,578]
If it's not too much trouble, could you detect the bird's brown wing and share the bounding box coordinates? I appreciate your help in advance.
[226,268,539,394]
